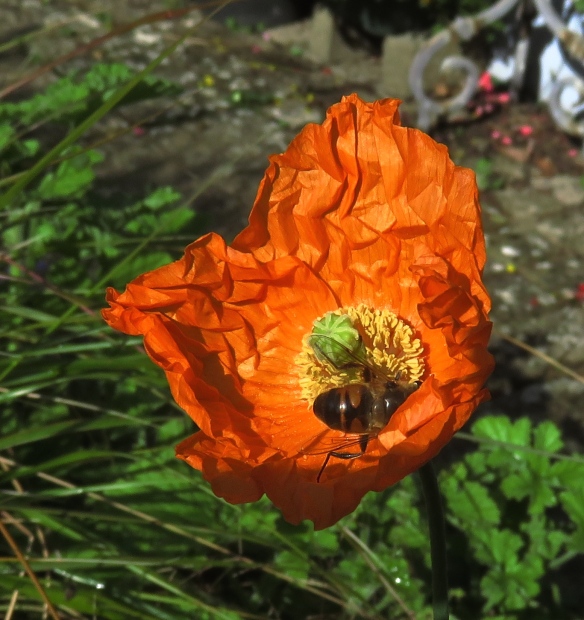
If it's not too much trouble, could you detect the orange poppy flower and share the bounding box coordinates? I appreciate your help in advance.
[103,94,494,530]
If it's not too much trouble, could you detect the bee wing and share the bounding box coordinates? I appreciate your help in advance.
[301,430,370,457]
[307,333,394,382]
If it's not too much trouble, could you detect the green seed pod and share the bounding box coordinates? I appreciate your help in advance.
[309,312,366,368]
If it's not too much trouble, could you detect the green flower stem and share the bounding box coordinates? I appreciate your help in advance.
[419,461,449,620]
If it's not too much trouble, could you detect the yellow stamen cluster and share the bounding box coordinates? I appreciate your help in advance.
[297,304,425,404]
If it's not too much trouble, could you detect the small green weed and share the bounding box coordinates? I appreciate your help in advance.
[474,157,505,192]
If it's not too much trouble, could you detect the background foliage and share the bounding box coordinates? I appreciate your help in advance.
[1,11,584,620]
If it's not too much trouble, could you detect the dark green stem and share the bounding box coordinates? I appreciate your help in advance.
[418,461,449,620]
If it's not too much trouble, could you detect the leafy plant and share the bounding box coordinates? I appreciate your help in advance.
[0,62,180,129]
[444,417,584,619]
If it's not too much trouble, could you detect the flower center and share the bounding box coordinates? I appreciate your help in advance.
[297,304,425,404]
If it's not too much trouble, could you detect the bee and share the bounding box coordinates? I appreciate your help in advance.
[308,335,421,482]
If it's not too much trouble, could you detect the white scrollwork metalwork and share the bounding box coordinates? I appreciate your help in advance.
[549,77,584,136]
[536,0,584,136]
[409,0,520,130]
[409,0,584,137]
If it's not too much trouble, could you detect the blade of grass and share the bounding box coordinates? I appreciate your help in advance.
[0,573,163,620]
[0,386,159,426]
[0,454,375,616]
[494,328,584,385]
[0,520,61,620]
[126,564,254,620]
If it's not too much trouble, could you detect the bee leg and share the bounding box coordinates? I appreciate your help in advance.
[316,436,369,483]
[316,452,333,483]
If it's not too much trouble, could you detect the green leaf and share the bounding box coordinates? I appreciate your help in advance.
[521,516,567,561]
[465,450,488,476]
[0,122,14,150]
[473,520,545,612]
[501,469,556,514]
[532,420,563,453]
[500,473,529,501]
[475,528,522,566]
[443,479,500,528]
[21,138,40,156]
[473,416,534,470]
[158,207,194,233]
[474,157,494,191]
[473,416,532,446]
[551,460,584,488]
[274,551,310,581]
[312,529,339,555]
[0,79,86,125]
[560,487,584,552]
[144,186,181,210]
[480,553,542,612]
[37,150,103,199]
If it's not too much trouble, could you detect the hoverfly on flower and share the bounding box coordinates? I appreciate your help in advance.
[307,330,422,482]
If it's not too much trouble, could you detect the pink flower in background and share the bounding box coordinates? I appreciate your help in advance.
[518,125,533,137]
[478,72,494,93]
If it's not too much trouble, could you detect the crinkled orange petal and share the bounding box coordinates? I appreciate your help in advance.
[233,94,488,320]
[104,233,340,453]
[103,95,494,529]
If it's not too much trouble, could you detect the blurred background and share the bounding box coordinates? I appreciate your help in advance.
[1,1,584,618]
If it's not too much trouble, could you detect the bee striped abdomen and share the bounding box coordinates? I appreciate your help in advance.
[313,384,374,433]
